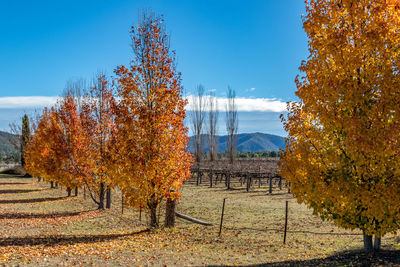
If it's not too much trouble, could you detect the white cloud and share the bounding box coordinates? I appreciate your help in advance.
[250,87,256,91]
[0,95,288,113]
[186,95,287,112]
[0,96,59,109]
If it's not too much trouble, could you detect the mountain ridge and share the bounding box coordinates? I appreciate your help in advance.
[188,132,285,153]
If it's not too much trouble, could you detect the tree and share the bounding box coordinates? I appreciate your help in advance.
[279,0,400,252]
[207,92,218,161]
[81,73,116,210]
[9,114,32,168]
[112,10,192,228]
[226,87,238,164]
[191,84,206,162]
[20,114,31,169]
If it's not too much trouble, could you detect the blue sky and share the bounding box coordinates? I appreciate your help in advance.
[0,0,308,136]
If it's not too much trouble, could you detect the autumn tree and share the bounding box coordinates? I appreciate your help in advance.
[81,73,116,209]
[279,0,400,252]
[226,87,238,164]
[25,107,75,192]
[112,10,192,228]
[190,84,206,162]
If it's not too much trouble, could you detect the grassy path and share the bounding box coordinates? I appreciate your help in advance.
[0,173,399,266]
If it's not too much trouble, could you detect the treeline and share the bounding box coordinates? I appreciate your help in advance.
[236,151,281,158]
[0,152,19,164]
[24,11,191,228]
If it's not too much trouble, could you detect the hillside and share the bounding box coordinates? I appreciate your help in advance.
[0,131,18,155]
[188,132,285,153]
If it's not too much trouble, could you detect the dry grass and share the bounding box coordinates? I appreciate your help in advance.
[0,173,399,266]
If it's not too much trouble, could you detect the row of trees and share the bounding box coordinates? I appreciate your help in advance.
[24,11,192,228]
[190,85,238,164]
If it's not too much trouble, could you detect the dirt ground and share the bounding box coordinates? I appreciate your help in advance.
[0,173,399,266]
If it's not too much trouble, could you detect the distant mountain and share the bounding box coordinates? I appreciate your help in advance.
[188,132,286,153]
[0,131,19,156]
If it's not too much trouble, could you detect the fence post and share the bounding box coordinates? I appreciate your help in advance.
[246,173,250,192]
[121,194,124,214]
[283,200,288,244]
[209,168,213,188]
[219,198,226,237]
[279,177,282,190]
[269,174,273,194]
[196,167,200,186]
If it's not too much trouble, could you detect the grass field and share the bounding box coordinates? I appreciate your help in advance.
[0,173,400,266]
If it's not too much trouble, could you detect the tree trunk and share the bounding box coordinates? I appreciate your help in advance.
[363,233,373,252]
[165,197,176,228]
[74,186,78,196]
[106,187,111,209]
[374,236,381,251]
[67,187,71,197]
[50,181,54,189]
[55,182,58,188]
[149,203,158,228]
[98,182,105,210]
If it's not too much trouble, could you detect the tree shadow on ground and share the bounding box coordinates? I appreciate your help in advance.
[0,196,67,204]
[225,226,362,236]
[229,249,400,266]
[248,192,291,197]
[0,182,30,185]
[0,189,42,194]
[0,229,150,247]
[0,210,94,219]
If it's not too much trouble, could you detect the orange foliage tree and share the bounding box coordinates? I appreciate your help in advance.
[25,102,83,195]
[81,74,117,209]
[111,11,192,227]
[279,0,400,251]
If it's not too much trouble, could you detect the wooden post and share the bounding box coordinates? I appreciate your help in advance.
[269,175,273,194]
[139,206,142,221]
[74,186,78,196]
[246,173,250,192]
[209,168,213,188]
[283,200,288,244]
[219,198,226,237]
[258,176,261,188]
[196,167,200,186]
[288,182,291,194]
[121,194,124,214]
[279,177,282,190]
[199,170,202,184]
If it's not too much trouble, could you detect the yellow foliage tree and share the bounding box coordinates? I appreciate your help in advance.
[279,0,400,251]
